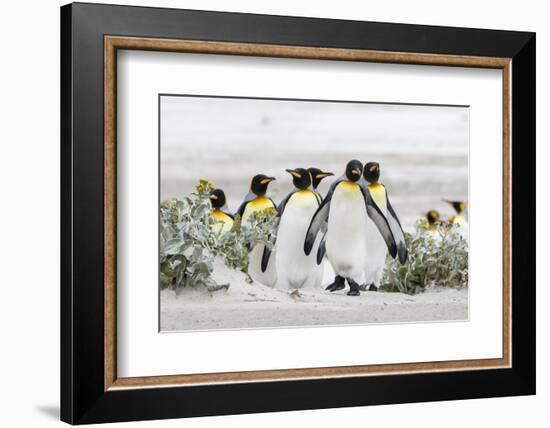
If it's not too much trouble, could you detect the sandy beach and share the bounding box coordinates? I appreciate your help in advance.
[160,262,468,331]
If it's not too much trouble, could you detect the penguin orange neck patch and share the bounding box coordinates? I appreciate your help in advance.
[291,189,318,205]
[368,183,387,209]
[248,196,274,210]
[210,208,231,222]
[340,180,360,189]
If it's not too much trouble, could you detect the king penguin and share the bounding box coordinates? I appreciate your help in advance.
[360,162,408,292]
[263,168,324,291]
[209,188,234,234]
[236,174,278,287]
[304,160,398,296]
[307,167,334,204]
[443,198,469,239]
[426,209,441,237]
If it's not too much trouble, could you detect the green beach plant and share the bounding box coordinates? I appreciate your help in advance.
[380,220,469,295]
[159,180,278,292]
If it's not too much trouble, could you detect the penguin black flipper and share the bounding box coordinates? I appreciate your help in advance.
[235,191,256,218]
[260,191,295,272]
[261,216,279,272]
[304,198,330,255]
[315,219,329,265]
[359,183,398,259]
[385,190,408,264]
[316,229,328,265]
[236,201,248,218]
[304,178,341,255]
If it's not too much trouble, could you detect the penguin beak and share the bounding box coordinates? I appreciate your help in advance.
[369,164,379,172]
[352,168,361,176]
[210,194,218,200]
[285,169,301,178]
[260,177,276,184]
[316,172,334,179]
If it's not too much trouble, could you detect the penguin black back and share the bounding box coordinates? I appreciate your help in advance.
[250,174,276,196]
[285,168,311,190]
[209,188,226,208]
[443,199,465,214]
[363,160,408,264]
[307,167,334,189]
[345,160,363,182]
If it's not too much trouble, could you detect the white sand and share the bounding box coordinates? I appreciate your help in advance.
[160,261,468,332]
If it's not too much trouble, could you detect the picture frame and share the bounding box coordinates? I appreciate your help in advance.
[60,2,535,424]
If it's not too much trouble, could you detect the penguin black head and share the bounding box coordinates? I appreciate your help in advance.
[250,174,276,196]
[426,209,440,225]
[363,162,380,183]
[209,188,226,208]
[286,168,311,190]
[443,199,466,214]
[307,168,334,189]
[345,160,363,182]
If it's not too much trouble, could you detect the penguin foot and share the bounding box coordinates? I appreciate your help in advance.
[368,283,378,292]
[289,289,302,299]
[325,275,346,292]
[326,282,346,292]
[347,279,361,297]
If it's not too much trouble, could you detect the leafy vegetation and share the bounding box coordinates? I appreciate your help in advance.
[380,220,468,295]
[159,180,278,292]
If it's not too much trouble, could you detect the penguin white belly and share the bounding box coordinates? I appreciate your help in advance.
[210,210,233,234]
[363,216,388,286]
[212,221,232,234]
[363,184,389,286]
[428,228,443,242]
[275,191,323,290]
[248,244,277,287]
[241,196,274,223]
[452,215,469,240]
[326,182,369,283]
[242,197,278,287]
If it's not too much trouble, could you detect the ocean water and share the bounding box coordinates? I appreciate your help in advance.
[160,96,468,230]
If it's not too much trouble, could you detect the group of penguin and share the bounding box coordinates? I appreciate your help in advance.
[208,160,409,297]
[425,199,469,238]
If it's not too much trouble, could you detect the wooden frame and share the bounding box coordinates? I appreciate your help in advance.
[104,36,513,390]
[62,2,535,424]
